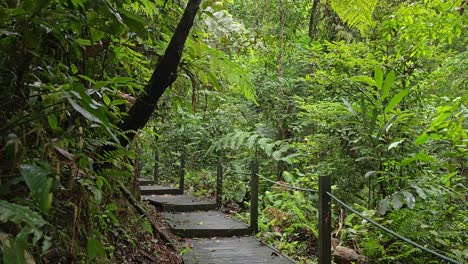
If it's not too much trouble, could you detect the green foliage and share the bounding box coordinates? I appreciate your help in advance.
[19,164,53,213]
[0,200,48,263]
[330,0,378,34]
[87,238,106,263]
[1,0,465,262]
[144,0,466,263]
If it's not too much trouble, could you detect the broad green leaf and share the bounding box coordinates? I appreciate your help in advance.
[382,71,395,100]
[70,64,79,74]
[71,0,85,8]
[279,153,301,164]
[47,114,58,129]
[87,238,106,263]
[349,76,376,87]
[117,8,147,32]
[414,132,429,146]
[67,97,103,124]
[0,200,46,244]
[19,164,53,213]
[384,89,409,113]
[2,233,28,264]
[440,172,457,187]
[374,66,383,89]
[103,94,111,106]
[75,38,91,46]
[401,153,434,166]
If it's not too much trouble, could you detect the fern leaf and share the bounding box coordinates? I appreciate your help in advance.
[330,0,378,34]
[141,217,154,235]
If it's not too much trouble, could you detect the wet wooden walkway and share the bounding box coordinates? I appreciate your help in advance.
[139,178,296,264]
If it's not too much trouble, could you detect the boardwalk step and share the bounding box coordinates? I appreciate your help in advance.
[143,194,217,212]
[137,178,157,186]
[140,185,182,195]
[164,211,250,238]
[181,236,296,263]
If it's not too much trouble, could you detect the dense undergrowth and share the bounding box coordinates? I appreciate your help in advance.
[140,0,467,263]
[1,0,466,263]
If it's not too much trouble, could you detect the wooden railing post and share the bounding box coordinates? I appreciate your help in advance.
[153,149,159,184]
[216,157,223,208]
[179,153,185,193]
[250,159,259,234]
[319,175,332,264]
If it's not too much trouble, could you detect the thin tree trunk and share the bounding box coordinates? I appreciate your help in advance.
[308,0,320,40]
[277,0,287,180]
[278,0,285,83]
[117,0,202,147]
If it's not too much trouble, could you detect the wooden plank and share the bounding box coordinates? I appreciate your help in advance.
[138,178,157,185]
[143,194,217,212]
[164,211,249,238]
[140,185,182,195]
[182,237,296,264]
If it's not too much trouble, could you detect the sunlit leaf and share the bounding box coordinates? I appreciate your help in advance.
[382,71,395,100]
[374,66,383,89]
[388,139,405,151]
[19,164,53,213]
[384,89,409,113]
[87,238,106,262]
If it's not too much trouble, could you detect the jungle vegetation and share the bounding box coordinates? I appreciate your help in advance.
[0,0,466,263]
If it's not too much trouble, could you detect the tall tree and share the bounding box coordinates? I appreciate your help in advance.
[118,0,202,147]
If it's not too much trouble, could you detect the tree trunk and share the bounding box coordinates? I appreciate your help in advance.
[308,0,320,40]
[117,0,202,147]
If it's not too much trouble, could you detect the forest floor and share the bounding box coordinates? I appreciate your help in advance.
[112,203,182,264]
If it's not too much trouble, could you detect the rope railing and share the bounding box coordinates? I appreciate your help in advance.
[163,157,461,264]
[258,173,319,193]
[326,191,461,264]
[221,165,250,176]
[222,165,319,193]
[240,167,459,264]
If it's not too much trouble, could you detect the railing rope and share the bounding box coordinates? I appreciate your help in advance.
[326,191,461,264]
[156,154,460,264]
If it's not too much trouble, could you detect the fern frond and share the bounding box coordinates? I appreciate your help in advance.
[330,0,378,34]
[141,217,154,235]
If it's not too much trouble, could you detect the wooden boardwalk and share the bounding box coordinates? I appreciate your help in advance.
[139,178,296,264]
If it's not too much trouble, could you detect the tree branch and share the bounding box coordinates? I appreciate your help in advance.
[118,0,202,146]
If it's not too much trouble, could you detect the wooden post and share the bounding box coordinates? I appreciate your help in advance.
[216,157,223,208]
[179,153,185,193]
[319,175,332,264]
[250,159,259,234]
[153,150,159,184]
